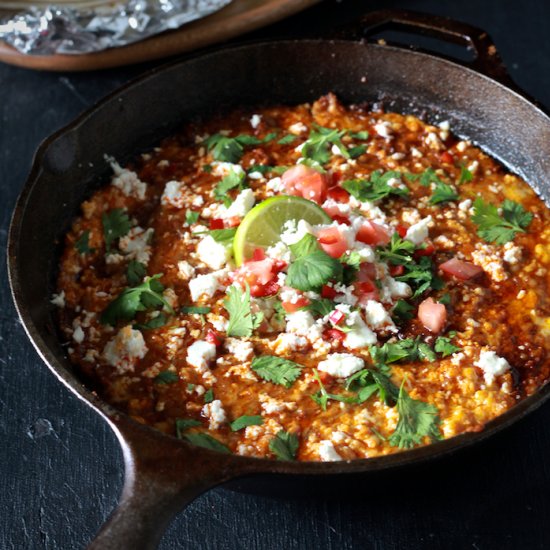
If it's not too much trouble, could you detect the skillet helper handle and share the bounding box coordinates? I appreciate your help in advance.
[338,9,516,88]
[87,419,242,550]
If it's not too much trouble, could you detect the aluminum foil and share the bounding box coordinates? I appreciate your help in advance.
[0,0,232,55]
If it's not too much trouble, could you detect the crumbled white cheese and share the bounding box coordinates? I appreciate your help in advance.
[119,226,154,264]
[250,114,262,128]
[72,326,85,344]
[363,300,394,329]
[266,177,283,193]
[374,121,393,139]
[186,340,217,372]
[475,350,511,385]
[280,219,313,246]
[105,253,124,265]
[333,283,358,307]
[189,273,222,302]
[202,399,226,430]
[103,326,148,373]
[288,122,308,135]
[503,242,522,265]
[317,353,365,378]
[177,260,195,280]
[405,216,432,245]
[211,161,245,178]
[51,291,66,308]
[224,337,254,362]
[196,235,230,270]
[270,333,308,354]
[318,440,343,462]
[108,157,147,200]
[161,180,186,208]
[425,132,443,150]
[285,310,315,336]
[265,241,291,263]
[379,276,412,302]
[219,188,255,219]
[344,311,377,349]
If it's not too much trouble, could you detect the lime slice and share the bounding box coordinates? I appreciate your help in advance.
[233,195,331,265]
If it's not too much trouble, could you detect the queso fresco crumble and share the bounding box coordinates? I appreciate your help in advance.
[54,93,550,461]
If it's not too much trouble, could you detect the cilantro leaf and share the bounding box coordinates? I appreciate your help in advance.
[392,300,414,322]
[311,371,358,410]
[434,335,461,357]
[126,260,147,285]
[181,305,211,315]
[251,355,303,388]
[472,198,533,244]
[348,145,366,158]
[203,388,214,403]
[349,130,370,140]
[208,228,237,245]
[224,285,261,338]
[155,371,179,384]
[186,210,200,225]
[214,167,246,206]
[370,338,437,366]
[230,415,264,431]
[388,382,442,449]
[205,133,275,163]
[75,230,93,254]
[345,369,399,406]
[277,134,297,145]
[408,167,444,188]
[100,275,173,326]
[303,298,336,317]
[286,250,343,291]
[430,181,459,205]
[459,165,473,184]
[289,233,319,258]
[184,432,231,454]
[396,256,444,297]
[302,125,348,164]
[376,233,415,265]
[175,418,201,438]
[269,430,299,460]
[133,312,168,330]
[343,170,409,202]
[102,209,131,253]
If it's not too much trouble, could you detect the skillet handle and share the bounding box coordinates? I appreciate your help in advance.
[336,9,516,89]
[87,416,247,550]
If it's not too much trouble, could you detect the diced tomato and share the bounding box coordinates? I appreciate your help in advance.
[440,257,484,281]
[253,279,279,297]
[321,284,337,299]
[329,171,343,188]
[326,186,350,202]
[317,226,349,258]
[414,241,435,257]
[357,279,380,302]
[357,262,377,281]
[355,221,391,246]
[282,296,310,313]
[224,216,241,228]
[396,224,408,238]
[209,218,225,230]
[331,214,351,226]
[252,248,266,261]
[281,165,329,204]
[205,330,223,347]
[329,309,346,326]
[389,264,404,276]
[418,297,447,334]
[440,151,455,164]
[323,328,346,343]
[271,259,287,272]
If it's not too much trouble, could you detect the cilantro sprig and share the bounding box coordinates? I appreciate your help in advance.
[343,170,409,202]
[204,133,275,163]
[301,125,348,164]
[75,230,93,254]
[102,208,131,253]
[269,430,299,460]
[184,432,231,454]
[472,197,533,244]
[230,415,264,431]
[251,355,303,388]
[388,381,442,449]
[224,285,263,337]
[286,234,343,291]
[376,233,415,265]
[100,274,174,326]
[214,167,247,206]
[311,371,358,410]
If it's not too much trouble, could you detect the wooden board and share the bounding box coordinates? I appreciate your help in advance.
[0,0,319,71]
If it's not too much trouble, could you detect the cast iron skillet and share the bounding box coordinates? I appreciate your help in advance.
[8,10,550,549]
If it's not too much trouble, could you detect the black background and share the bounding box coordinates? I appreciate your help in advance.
[2,0,550,548]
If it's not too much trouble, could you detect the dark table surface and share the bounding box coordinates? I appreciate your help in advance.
[2,0,550,548]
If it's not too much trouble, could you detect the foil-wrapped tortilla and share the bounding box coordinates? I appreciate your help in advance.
[0,0,232,55]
